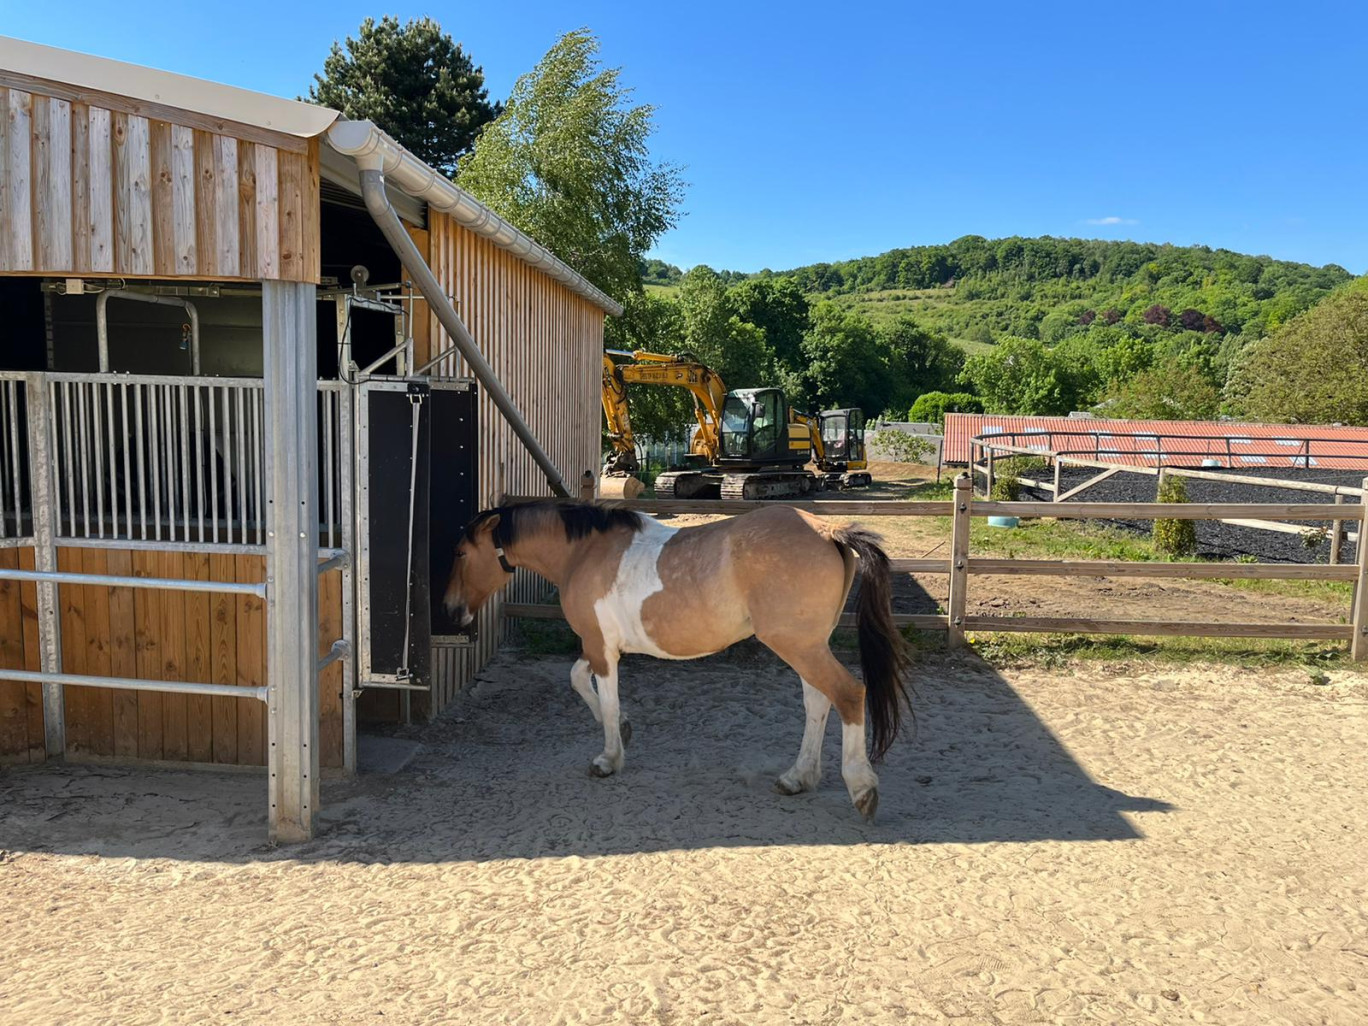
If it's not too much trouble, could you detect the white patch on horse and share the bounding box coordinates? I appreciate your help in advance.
[593,517,685,659]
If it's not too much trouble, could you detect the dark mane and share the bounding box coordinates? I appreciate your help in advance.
[461,501,644,549]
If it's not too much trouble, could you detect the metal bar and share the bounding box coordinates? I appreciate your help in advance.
[947,473,972,647]
[0,566,267,595]
[251,388,263,545]
[76,381,91,537]
[134,384,147,540]
[148,383,162,540]
[95,290,201,374]
[234,386,246,545]
[59,380,75,537]
[0,668,267,701]
[413,343,461,376]
[92,382,106,538]
[317,639,349,673]
[315,552,348,575]
[3,380,18,537]
[974,501,1364,521]
[263,281,321,843]
[207,385,219,545]
[26,373,65,757]
[178,384,191,544]
[356,336,413,377]
[338,380,357,776]
[193,386,206,543]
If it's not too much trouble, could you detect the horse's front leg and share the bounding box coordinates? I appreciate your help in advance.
[776,679,830,795]
[588,654,625,778]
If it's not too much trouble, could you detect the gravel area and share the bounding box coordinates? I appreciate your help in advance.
[1017,466,1364,564]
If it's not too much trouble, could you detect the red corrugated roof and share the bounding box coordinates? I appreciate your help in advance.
[943,414,1368,471]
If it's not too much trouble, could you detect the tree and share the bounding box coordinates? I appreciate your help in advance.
[308,17,500,177]
[958,337,1067,415]
[1143,304,1172,327]
[875,316,964,408]
[459,30,684,301]
[726,277,810,372]
[1103,359,1221,420]
[799,303,890,413]
[1230,279,1368,425]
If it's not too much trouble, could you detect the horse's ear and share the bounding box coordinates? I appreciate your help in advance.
[477,513,501,538]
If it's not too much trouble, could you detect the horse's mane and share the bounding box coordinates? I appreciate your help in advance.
[462,501,644,550]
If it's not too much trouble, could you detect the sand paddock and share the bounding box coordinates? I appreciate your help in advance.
[2,644,1366,1024]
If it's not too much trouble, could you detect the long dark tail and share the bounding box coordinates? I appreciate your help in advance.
[834,526,913,761]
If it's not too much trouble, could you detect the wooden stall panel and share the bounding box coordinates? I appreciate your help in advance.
[0,548,31,763]
[0,74,320,282]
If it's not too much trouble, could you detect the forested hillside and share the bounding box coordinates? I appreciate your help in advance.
[628,238,1361,431]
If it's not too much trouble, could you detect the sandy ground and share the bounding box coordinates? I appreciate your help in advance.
[3,644,1367,1025]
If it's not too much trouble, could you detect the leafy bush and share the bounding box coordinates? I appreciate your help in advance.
[908,391,983,425]
[1153,475,1197,556]
[989,471,1020,501]
[867,429,934,464]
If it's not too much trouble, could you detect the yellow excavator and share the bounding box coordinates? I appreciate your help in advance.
[601,349,872,499]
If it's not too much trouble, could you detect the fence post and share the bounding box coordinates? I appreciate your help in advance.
[1353,479,1368,661]
[1330,493,1344,565]
[25,373,64,758]
[1156,466,1168,499]
[581,470,597,502]
[948,473,972,648]
[1052,456,1062,501]
[985,447,996,499]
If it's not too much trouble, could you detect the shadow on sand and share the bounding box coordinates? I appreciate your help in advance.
[0,618,1172,863]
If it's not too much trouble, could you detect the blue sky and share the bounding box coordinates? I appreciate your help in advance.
[6,1,1367,273]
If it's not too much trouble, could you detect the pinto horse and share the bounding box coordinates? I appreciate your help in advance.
[443,500,912,820]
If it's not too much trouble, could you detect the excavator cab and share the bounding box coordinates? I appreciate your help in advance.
[719,388,812,467]
[815,408,872,488]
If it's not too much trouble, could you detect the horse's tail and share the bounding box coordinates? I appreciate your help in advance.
[833,525,913,762]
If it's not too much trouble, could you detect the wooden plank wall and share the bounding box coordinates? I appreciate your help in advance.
[416,212,608,714]
[0,548,344,767]
[0,77,319,283]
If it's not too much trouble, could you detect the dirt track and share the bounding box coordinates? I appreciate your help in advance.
[3,646,1366,1024]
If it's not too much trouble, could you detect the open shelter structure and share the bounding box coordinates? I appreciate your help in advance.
[0,37,618,840]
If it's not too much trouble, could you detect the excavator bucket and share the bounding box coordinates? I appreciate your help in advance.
[599,473,645,499]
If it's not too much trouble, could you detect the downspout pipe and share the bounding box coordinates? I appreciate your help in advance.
[357,167,571,498]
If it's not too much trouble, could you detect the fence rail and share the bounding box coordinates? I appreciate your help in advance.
[503,475,1368,660]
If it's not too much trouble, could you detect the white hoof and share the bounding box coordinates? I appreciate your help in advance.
[589,753,622,778]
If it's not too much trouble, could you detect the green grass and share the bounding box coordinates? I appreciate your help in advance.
[644,283,681,298]
[965,631,1352,671]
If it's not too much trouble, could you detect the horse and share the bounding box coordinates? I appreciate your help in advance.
[443,500,912,821]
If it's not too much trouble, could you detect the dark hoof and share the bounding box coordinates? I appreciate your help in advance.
[588,758,616,778]
[620,719,633,748]
[855,787,879,823]
[774,775,806,796]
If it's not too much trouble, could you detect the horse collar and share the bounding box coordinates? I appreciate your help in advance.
[495,546,515,574]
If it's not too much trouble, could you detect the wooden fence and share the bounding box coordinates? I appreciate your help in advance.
[501,475,1368,660]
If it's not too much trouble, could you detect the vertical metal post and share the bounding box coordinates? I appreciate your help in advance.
[947,473,972,649]
[26,373,64,757]
[1352,480,1368,662]
[263,282,320,842]
[1330,493,1344,566]
[339,382,357,775]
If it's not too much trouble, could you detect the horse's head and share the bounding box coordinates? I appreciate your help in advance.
[443,512,510,627]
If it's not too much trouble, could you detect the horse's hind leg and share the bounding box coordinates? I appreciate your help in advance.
[776,680,830,795]
[766,642,879,821]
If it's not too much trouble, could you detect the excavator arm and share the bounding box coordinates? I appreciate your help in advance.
[602,350,730,472]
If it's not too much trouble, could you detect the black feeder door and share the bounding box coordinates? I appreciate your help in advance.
[358,378,478,690]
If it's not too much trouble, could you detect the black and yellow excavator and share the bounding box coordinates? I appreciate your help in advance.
[601,349,872,499]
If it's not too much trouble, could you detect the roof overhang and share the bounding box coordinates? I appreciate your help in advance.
[0,35,338,138]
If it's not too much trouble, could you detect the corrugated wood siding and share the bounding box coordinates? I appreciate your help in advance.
[0,547,344,767]
[0,80,318,283]
[416,212,607,714]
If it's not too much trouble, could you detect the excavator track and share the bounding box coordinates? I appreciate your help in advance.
[720,471,819,501]
[653,471,720,500]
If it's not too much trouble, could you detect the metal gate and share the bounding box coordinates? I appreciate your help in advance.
[355,377,478,693]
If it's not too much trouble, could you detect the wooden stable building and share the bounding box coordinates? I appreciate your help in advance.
[0,37,618,840]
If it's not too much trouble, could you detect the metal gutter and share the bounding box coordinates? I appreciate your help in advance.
[355,166,571,498]
[326,120,623,317]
